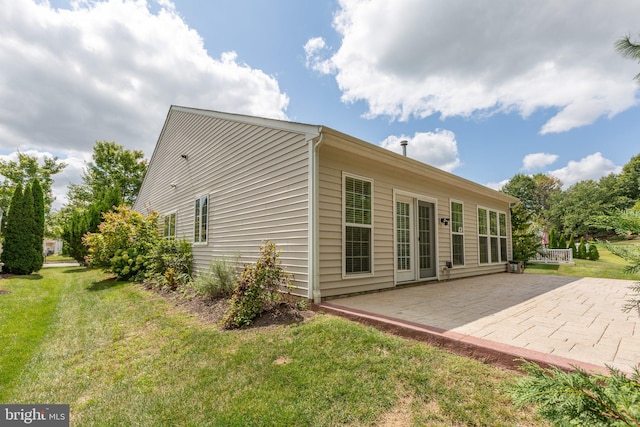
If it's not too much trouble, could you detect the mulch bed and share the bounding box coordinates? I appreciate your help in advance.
[145,284,315,329]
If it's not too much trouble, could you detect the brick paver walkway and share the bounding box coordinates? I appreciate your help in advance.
[326,273,639,373]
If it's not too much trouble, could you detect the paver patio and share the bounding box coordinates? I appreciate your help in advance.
[321,273,640,373]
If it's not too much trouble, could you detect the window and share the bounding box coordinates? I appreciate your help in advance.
[163,212,176,239]
[451,201,464,266]
[344,175,372,275]
[478,207,508,263]
[194,195,208,243]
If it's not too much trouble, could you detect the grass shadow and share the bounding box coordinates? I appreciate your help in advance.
[86,278,127,292]
[526,264,560,272]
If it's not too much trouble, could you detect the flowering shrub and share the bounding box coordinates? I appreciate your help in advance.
[146,238,193,290]
[222,241,291,328]
[84,206,159,281]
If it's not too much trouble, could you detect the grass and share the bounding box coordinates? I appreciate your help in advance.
[0,267,546,426]
[44,254,77,264]
[525,241,640,280]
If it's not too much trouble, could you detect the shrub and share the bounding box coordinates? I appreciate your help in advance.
[549,229,557,249]
[587,242,600,261]
[146,238,193,290]
[222,241,291,328]
[568,235,577,259]
[192,258,238,299]
[1,182,38,275]
[510,361,640,426]
[577,237,588,259]
[510,204,541,262]
[84,206,159,281]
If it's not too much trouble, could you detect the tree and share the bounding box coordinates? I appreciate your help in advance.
[577,237,588,260]
[0,152,66,215]
[61,186,123,264]
[1,183,37,275]
[71,141,147,206]
[616,32,640,84]
[568,235,577,259]
[510,203,541,262]
[616,153,640,203]
[502,173,562,229]
[31,178,45,271]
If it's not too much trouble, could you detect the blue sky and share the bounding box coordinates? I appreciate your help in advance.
[1,0,639,208]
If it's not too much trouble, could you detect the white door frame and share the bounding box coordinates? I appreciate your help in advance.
[393,190,439,285]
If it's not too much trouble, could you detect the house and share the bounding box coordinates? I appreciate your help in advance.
[134,106,519,302]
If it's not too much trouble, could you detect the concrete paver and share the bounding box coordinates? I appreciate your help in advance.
[324,273,640,373]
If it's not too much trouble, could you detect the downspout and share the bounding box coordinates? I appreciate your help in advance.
[308,130,324,303]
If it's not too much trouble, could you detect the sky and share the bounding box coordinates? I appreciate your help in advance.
[1,0,639,210]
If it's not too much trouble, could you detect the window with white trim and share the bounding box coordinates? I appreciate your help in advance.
[451,201,464,266]
[163,212,176,239]
[344,175,372,275]
[478,207,508,263]
[194,195,208,243]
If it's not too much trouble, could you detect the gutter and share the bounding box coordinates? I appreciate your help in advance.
[308,130,324,303]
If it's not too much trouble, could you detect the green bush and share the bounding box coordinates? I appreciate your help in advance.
[146,238,193,290]
[222,241,291,329]
[84,206,159,281]
[587,242,600,261]
[577,237,588,259]
[568,235,577,259]
[192,258,238,299]
[510,361,640,426]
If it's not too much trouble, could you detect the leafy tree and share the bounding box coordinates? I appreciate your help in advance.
[1,183,37,275]
[31,178,45,271]
[61,187,123,264]
[70,141,147,206]
[510,203,541,262]
[0,152,66,215]
[501,173,561,225]
[616,153,640,203]
[549,180,607,237]
[84,206,158,281]
[590,208,640,238]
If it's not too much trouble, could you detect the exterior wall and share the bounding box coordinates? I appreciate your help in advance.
[134,108,312,296]
[318,140,513,298]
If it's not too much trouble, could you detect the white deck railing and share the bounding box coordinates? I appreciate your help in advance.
[530,249,574,265]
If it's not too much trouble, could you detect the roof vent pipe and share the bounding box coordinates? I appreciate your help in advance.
[400,139,408,157]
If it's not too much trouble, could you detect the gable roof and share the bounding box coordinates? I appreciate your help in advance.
[139,105,518,208]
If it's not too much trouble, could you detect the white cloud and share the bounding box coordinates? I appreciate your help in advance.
[485,179,510,191]
[522,153,559,171]
[304,37,335,74]
[548,152,622,187]
[306,0,640,133]
[0,0,289,159]
[379,130,461,172]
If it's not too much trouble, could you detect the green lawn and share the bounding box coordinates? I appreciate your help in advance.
[525,242,640,280]
[0,267,546,426]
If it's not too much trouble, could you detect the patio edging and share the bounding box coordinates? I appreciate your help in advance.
[315,302,610,375]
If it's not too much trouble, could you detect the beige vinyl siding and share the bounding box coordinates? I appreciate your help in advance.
[135,108,312,296]
[318,139,512,297]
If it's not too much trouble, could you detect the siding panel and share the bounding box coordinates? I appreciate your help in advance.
[135,109,312,296]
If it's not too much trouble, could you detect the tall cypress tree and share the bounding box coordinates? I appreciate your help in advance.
[1,182,36,275]
[31,178,45,271]
[1,182,23,272]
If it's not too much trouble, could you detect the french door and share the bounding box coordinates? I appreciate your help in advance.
[396,196,436,283]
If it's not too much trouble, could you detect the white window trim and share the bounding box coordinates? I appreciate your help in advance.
[193,194,209,245]
[450,199,465,267]
[163,211,177,239]
[342,172,374,279]
[477,205,508,264]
